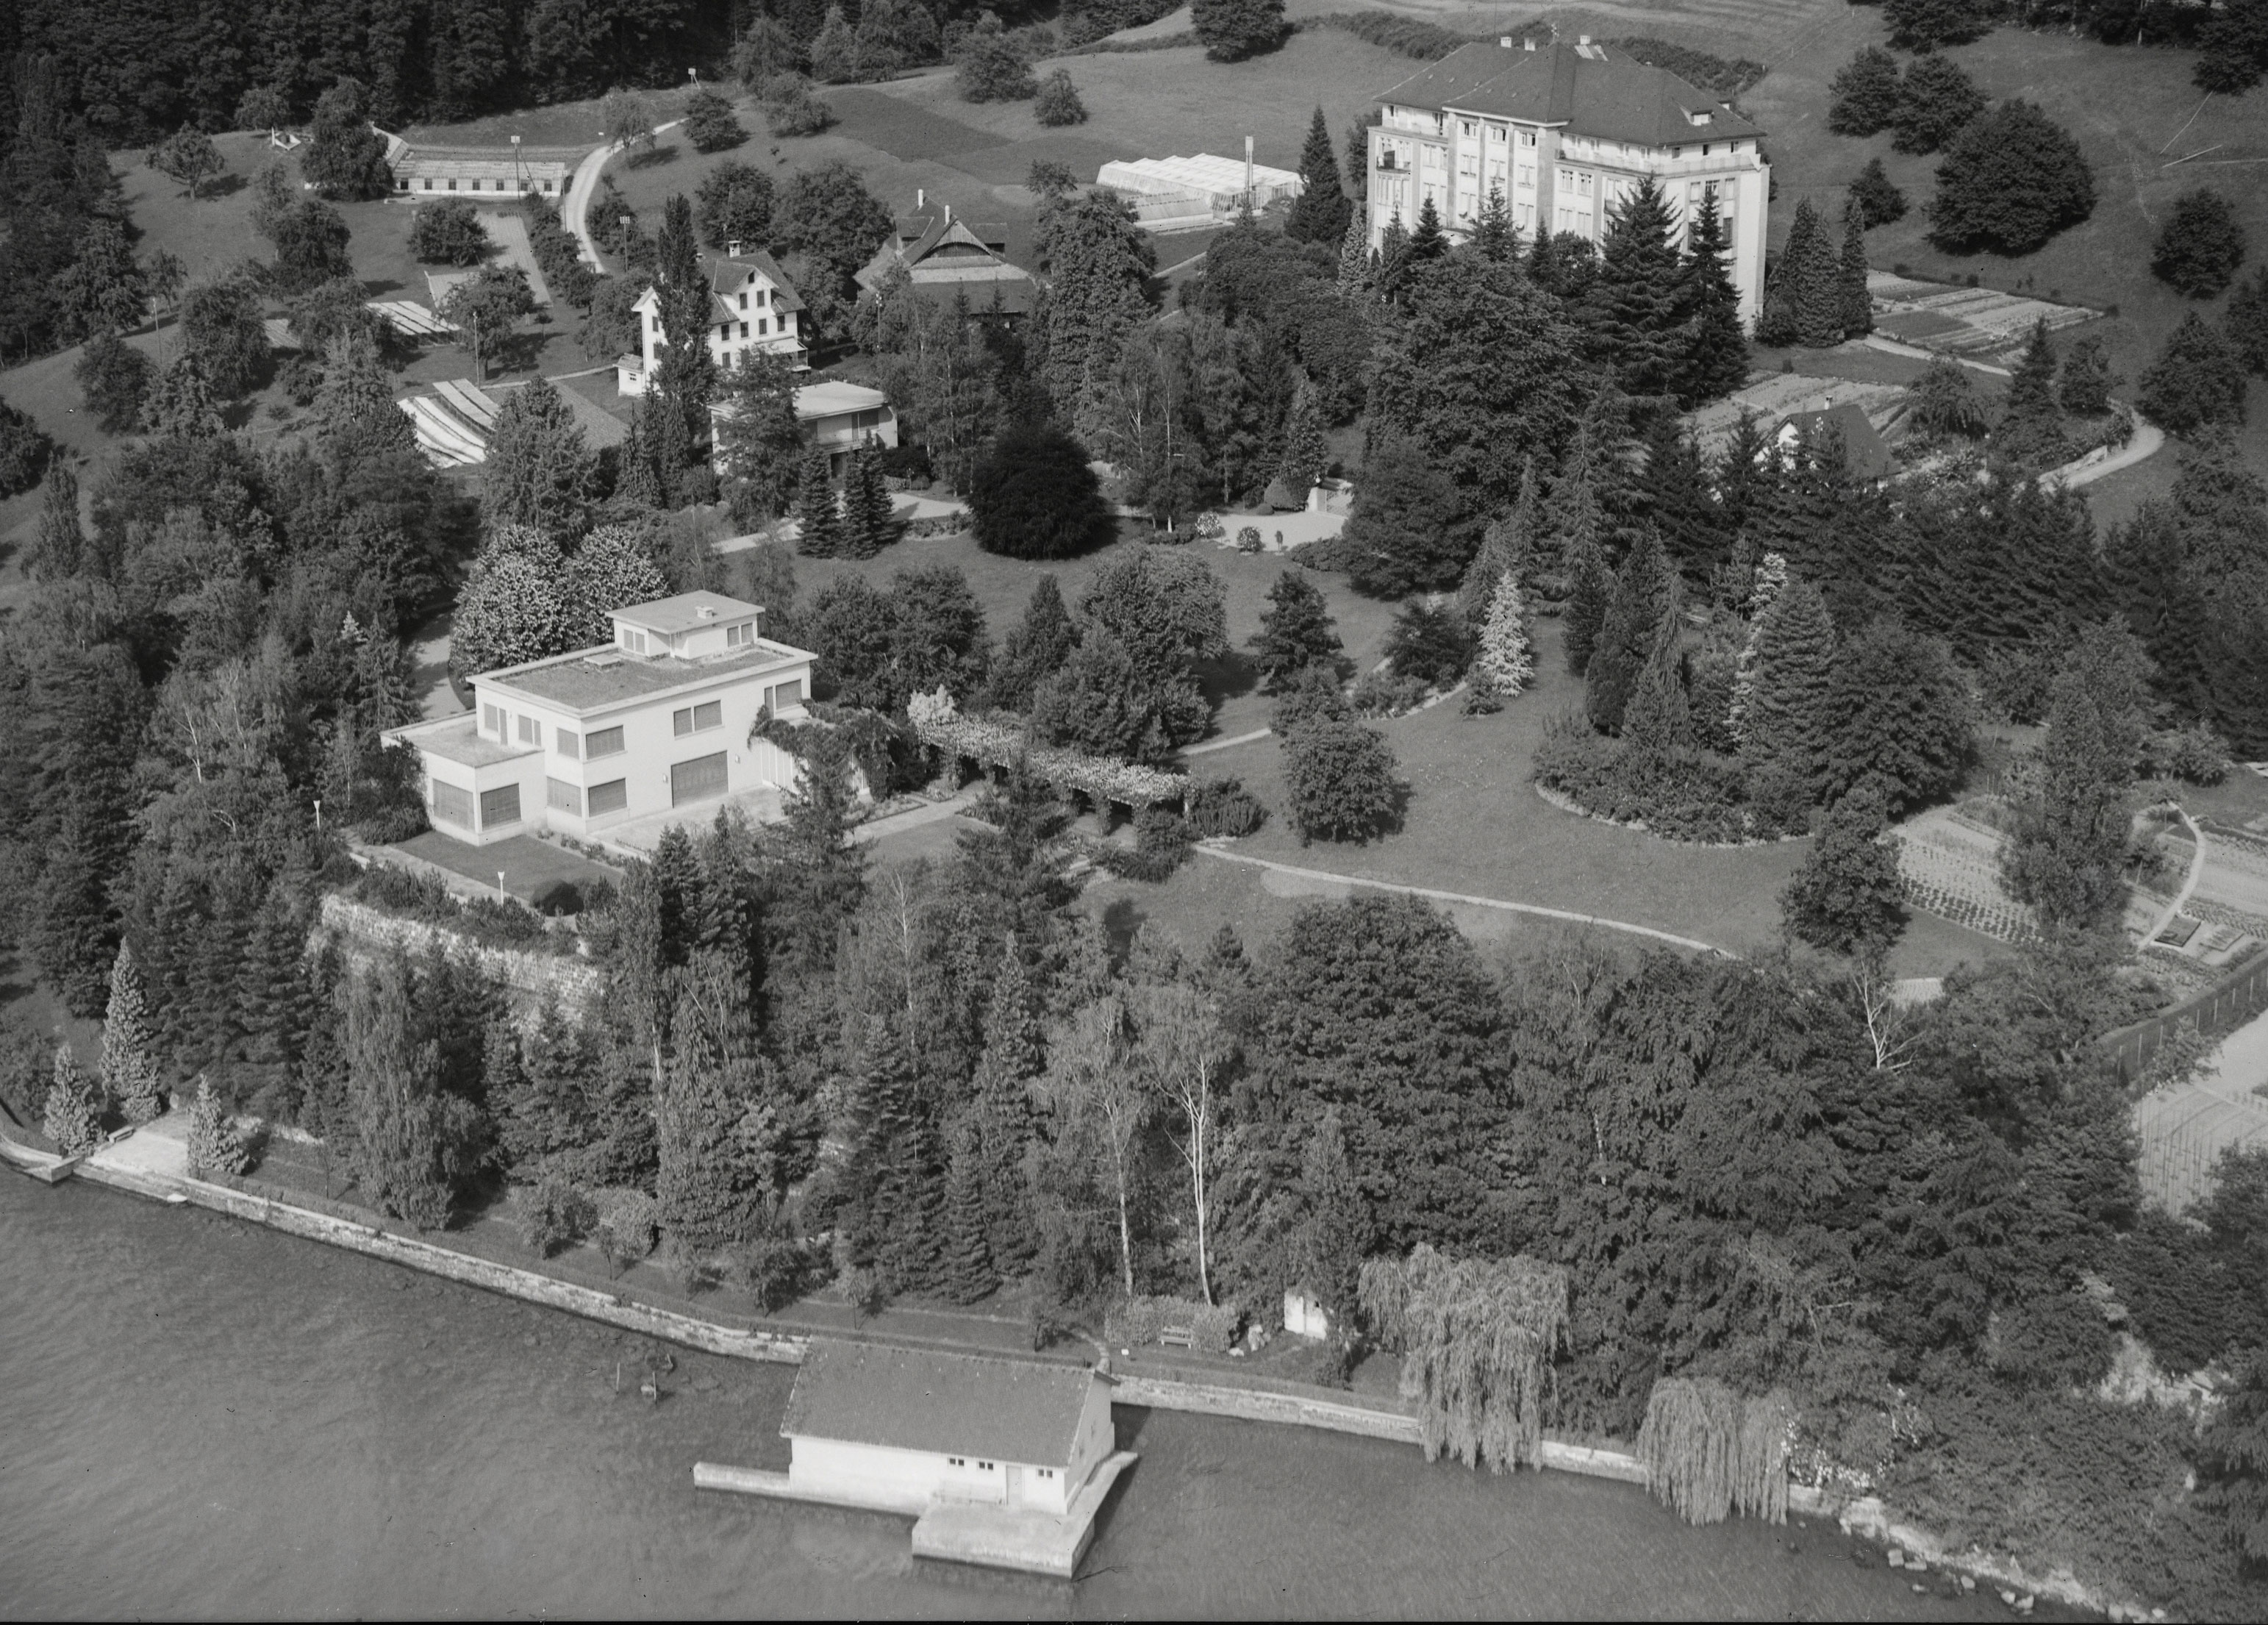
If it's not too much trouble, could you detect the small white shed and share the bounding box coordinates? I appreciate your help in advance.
[1284,1288,1331,1340]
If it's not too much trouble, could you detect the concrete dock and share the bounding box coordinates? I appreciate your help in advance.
[694,1451,1139,1579]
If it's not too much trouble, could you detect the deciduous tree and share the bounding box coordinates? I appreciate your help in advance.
[1928,101,2095,256]
[1192,0,1288,62]
[1284,720,1403,844]
[2139,312,2247,437]
[2153,188,2247,299]
[1828,46,1902,137]
[1780,781,1906,953]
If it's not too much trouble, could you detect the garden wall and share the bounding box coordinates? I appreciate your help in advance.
[317,894,606,1018]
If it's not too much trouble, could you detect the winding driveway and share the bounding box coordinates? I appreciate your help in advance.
[564,120,682,271]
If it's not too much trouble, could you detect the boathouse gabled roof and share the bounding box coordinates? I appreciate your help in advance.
[781,1340,1098,1468]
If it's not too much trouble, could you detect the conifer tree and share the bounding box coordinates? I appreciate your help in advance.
[1838,207,1872,339]
[1407,196,1448,265]
[1850,157,1908,229]
[1374,213,1411,300]
[1472,571,1535,700]
[1673,188,1750,405]
[794,444,843,557]
[1728,551,1789,740]
[1251,568,1343,692]
[1471,186,1519,265]
[1460,459,1538,619]
[2003,317,2061,447]
[186,1075,250,1177]
[43,1044,104,1156]
[1584,174,1683,399]
[1336,208,1370,294]
[2229,266,2268,376]
[1739,576,1839,796]
[1345,119,1370,204]
[486,374,598,538]
[29,460,83,582]
[971,952,1042,1272]
[939,1122,1001,1304]
[1278,375,1328,496]
[1828,46,1903,137]
[1564,526,1614,676]
[2139,312,2248,437]
[2059,336,2117,415]
[616,403,664,510]
[1780,781,1906,953]
[656,1055,776,1259]
[1285,107,1352,244]
[1781,199,1845,348]
[100,941,166,1124]
[987,576,1078,712]
[1586,529,1675,733]
[843,1024,948,1296]
[148,354,221,439]
[1637,415,1720,579]
[1620,596,1691,766]
[840,442,896,559]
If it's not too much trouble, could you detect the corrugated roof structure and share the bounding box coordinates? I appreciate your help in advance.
[781,1341,1098,1468]
[1381,40,1764,146]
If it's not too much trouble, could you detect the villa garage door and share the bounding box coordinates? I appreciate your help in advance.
[670,751,729,807]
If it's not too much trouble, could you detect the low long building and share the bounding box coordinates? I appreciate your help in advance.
[1366,35,1770,323]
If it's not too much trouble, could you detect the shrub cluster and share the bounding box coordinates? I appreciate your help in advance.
[348,865,579,955]
[1185,776,1267,838]
[1531,712,1763,843]
[521,195,598,310]
[1103,1293,1242,1354]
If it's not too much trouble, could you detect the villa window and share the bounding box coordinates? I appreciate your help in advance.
[479,785,521,828]
[726,622,754,649]
[556,730,580,758]
[481,702,504,737]
[587,779,627,815]
[431,782,473,827]
[673,700,723,736]
[586,726,625,758]
[546,778,582,815]
[447,179,457,190]
[757,318,768,335]
[765,678,802,712]
[739,292,748,310]
[517,715,539,745]
[740,322,748,338]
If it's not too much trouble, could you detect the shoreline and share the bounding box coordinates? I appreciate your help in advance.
[44,1129,2118,1620]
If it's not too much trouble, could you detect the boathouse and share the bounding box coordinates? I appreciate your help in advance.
[779,1341,1115,1518]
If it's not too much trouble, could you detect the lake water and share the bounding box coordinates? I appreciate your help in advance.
[0,1176,2021,1620]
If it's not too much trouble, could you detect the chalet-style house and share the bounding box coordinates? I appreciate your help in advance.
[856,192,1039,319]
[707,379,898,488]
[777,1341,1117,1517]
[385,592,813,846]
[618,246,807,398]
[1367,36,1770,322]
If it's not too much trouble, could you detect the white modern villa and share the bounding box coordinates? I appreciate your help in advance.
[386,591,813,847]
[618,246,809,397]
[1368,35,1770,322]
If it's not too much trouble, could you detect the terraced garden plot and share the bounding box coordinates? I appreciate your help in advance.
[1867,274,2097,357]
[1892,804,2036,944]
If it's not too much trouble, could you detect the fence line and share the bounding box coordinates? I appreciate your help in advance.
[2100,946,2268,1082]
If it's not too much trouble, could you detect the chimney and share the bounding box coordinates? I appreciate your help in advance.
[1524,36,1537,51]
[1578,34,1592,46]
[1499,35,1512,46]
[943,201,952,223]
[726,239,740,258]
[916,187,924,210]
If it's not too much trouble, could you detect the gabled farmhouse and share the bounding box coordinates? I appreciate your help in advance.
[1775,402,1894,483]
[384,591,814,847]
[856,191,1039,319]
[1366,35,1770,322]
[618,246,807,398]
[778,1340,1117,1518]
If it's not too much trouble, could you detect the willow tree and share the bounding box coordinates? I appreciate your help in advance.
[1359,1245,1570,1471]
[1636,1376,1795,1526]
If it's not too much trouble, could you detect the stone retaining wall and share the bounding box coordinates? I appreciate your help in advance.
[318,894,607,1018]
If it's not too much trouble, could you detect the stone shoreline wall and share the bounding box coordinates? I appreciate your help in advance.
[318,894,606,1018]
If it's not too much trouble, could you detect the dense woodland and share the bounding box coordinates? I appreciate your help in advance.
[4,6,2268,1613]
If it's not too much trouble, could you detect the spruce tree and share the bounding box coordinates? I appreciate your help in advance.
[1471,186,1519,265]
[1374,213,1411,300]
[186,1075,250,1177]
[794,444,842,557]
[1564,526,1614,676]
[1782,199,1845,348]
[1739,575,1839,798]
[2228,266,2268,376]
[616,404,664,510]
[2059,336,2117,415]
[1838,207,1872,340]
[1460,459,1538,619]
[840,442,895,559]
[1251,569,1343,692]
[2139,312,2249,436]
[1584,174,1683,399]
[1285,107,1352,245]
[1406,197,1447,264]
[1674,188,1750,404]
[1620,596,1691,766]
[29,460,83,582]
[971,952,1042,1273]
[988,575,1078,712]
[1780,781,1906,953]
[2003,316,2061,447]
[43,1044,104,1156]
[1636,415,1720,579]
[1728,551,1789,740]
[100,942,166,1124]
[1335,208,1370,294]
[938,1121,1001,1304]
[1344,119,1370,204]
[1586,529,1675,733]
[1278,375,1327,496]
[1850,157,1908,229]
[1472,571,1535,699]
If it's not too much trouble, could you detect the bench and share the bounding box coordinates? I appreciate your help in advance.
[1158,1324,1194,1350]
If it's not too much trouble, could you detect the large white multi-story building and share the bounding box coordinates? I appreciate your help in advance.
[1367,35,1770,324]
[387,592,814,848]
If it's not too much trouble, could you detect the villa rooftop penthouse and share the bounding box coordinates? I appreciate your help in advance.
[484,633,808,713]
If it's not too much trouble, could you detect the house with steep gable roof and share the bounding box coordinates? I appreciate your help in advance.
[618,246,808,398]
[779,1340,1117,1518]
[1367,35,1770,322]
[856,190,1039,320]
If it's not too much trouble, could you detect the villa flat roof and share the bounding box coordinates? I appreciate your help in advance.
[481,638,809,714]
[398,716,539,768]
[612,590,762,635]
[796,381,889,419]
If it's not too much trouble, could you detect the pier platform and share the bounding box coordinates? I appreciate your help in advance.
[694,1451,1138,1578]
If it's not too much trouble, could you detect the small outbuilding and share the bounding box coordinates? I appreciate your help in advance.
[779,1340,1117,1518]
[1775,401,1894,483]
